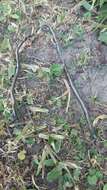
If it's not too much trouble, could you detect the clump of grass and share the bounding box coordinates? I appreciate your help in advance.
[81,0,107,44]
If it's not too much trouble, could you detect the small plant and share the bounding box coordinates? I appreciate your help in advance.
[0,1,22,23]
[87,168,103,186]
[80,0,107,43]
[70,128,87,160]
[73,24,85,38]
[98,30,107,44]
[50,64,63,78]
[33,145,81,190]
[47,161,80,189]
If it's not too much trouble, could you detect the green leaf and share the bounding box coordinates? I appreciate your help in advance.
[3,109,11,121]
[33,159,39,166]
[27,94,33,105]
[8,24,17,33]
[80,0,92,11]
[18,150,26,161]
[89,168,97,175]
[25,137,35,145]
[8,62,15,79]
[10,10,22,20]
[100,0,105,7]
[44,159,55,167]
[0,38,11,53]
[104,141,107,148]
[95,171,103,179]
[0,16,6,22]
[103,184,107,190]
[73,168,81,181]
[88,169,103,182]
[71,129,78,136]
[0,99,4,112]
[51,140,62,153]
[10,13,20,20]
[73,24,85,37]
[98,31,107,44]
[57,11,65,23]
[61,173,73,189]
[0,2,11,21]
[47,166,62,182]
[50,64,63,77]
[87,175,98,185]
[0,2,11,16]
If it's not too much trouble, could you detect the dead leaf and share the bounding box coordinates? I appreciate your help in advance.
[64,161,81,169]
[29,106,49,113]
[22,64,39,72]
[93,114,107,127]
[18,150,26,160]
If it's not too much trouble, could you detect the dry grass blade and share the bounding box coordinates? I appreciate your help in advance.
[63,79,71,113]
[29,106,49,113]
[63,161,81,169]
[54,90,68,100]
[54,79,71,113]
[75,185,79,190]
[36,146,48,176]
[93,114,107,127]
[32,175,40,190]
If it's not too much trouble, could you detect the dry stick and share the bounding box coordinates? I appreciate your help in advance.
[43,23,96,139]
[10,35,34,119]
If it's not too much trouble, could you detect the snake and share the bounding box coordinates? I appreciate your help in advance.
[11,24,95,138]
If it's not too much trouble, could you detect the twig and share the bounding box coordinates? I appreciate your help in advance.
[10,35,34,119]
[42,23,96,139]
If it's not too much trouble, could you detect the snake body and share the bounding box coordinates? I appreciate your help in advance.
[44,23,95,138]
[10,36,33,118]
